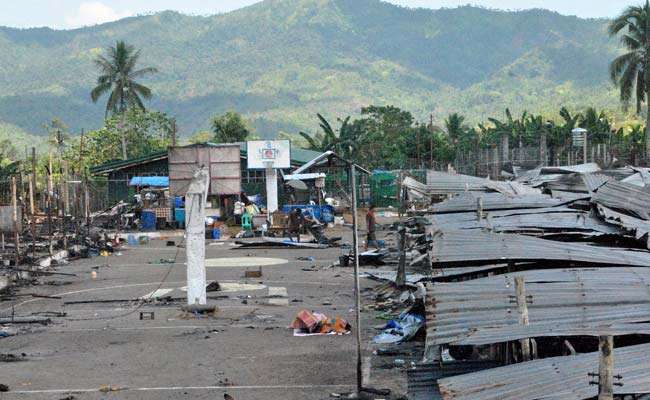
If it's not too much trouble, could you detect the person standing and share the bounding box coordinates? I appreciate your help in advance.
[288,208,303,242]
[365,205,377,250]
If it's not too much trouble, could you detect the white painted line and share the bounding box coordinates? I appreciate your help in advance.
[1,280,349,313]
[8,384,354,395]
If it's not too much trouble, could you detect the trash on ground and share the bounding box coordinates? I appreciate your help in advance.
[290,309,351,336]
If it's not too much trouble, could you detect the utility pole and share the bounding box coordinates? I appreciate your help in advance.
[350,163,363,393]
[12,177,19,267]
[429,113,434,169]
[31,147,36,215]
[47,152,53,256]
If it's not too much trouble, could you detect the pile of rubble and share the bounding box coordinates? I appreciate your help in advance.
[374,164,650,400]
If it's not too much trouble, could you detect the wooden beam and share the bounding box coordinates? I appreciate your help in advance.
[598,335,614,400]
[515,276,531,362]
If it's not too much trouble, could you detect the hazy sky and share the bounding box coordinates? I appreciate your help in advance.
[0,0,638,29]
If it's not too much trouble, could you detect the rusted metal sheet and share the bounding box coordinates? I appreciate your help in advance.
[169,144,241,196]
[438,343,650,400]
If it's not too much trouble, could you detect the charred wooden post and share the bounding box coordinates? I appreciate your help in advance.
[598,335,614,400]
[515,276,531,361]
[396,225,407,287]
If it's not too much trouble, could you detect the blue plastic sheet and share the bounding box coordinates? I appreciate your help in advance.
[373,312,424,344]
[129,176,169,187]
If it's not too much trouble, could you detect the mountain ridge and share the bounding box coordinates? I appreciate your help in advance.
[0,0,624,139]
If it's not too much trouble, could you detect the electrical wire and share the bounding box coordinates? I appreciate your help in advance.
[62,236,186,322]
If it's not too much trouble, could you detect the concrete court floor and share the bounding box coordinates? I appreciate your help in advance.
[0,235,372,400]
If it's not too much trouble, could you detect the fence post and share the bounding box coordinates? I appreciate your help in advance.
[598,335,614,400]
[515,276,531,362]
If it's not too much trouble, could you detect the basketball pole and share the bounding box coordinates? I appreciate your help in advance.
[264,160,278,224]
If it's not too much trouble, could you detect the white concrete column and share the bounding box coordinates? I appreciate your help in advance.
[266,168,278,214]
[186,167,209,305]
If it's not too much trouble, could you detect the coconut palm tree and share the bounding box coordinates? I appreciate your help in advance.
[609,1,650,157]
[90,41,158,117]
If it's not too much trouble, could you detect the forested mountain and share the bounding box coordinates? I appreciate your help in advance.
[0,0,622,139]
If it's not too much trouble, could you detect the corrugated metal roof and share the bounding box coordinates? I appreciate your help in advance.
[539,163,601,174]
[453,322,650,346]
[438,343,650,400]
[430,230,650,267]
[427,207,620,236]
[597,204,650,242]
[408,361,499,400]
[91,143,324,175]
[581,173,611,193]
[430,192,567,214]
[421,172,539,196]
[593,180,650,220]
[425,267,650,347]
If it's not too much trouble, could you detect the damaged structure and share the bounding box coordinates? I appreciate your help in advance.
[366,164,650,400]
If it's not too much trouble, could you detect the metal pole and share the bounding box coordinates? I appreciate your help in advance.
[31,147,36,215]
[583,132,588,164]
[350,163,363,393]
[598,335,614,400]
[47,153,53,256]
[12,177,19,267]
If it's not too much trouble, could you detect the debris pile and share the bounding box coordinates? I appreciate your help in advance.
[370,164,650,400]
[290,309,351,336]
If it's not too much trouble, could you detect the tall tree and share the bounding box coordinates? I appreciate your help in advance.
[609,1,650,157]
[211,111,252,143]
[90,41,158,117]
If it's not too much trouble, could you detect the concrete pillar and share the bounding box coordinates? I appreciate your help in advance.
[186,167,210,306]
[266,168,278,214]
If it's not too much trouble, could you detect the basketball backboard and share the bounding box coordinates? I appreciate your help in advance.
[247,140,291,169]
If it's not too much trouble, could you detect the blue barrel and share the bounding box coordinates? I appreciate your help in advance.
[321,205,335,223]
[174,208,186,228]
[174,197,184,208]
[212,228,221,240]
[141,209,156,231]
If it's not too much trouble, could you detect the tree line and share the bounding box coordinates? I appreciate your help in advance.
[3,1,650,179]
[297,105,646,170]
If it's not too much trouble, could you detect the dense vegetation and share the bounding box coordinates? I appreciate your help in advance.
[0,0,629,142]
[299,106,646,170]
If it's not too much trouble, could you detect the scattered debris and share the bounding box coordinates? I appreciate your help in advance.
[290,309,350,336]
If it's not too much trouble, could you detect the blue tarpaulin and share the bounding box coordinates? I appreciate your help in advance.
[129,176,169,187]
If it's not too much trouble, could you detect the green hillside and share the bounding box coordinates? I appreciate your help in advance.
[0,0,623,138]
